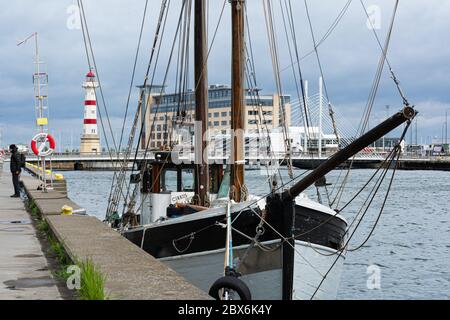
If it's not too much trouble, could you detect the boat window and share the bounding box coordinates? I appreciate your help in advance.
[217,166,231,199]
[161,170,177,192]
[181,169,194,192]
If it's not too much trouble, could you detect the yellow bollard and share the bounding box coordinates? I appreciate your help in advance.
[61,205,73,215]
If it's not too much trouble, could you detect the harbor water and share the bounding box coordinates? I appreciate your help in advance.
[62,168,450,299]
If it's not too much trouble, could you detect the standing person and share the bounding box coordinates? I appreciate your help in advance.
[9,144,22,198]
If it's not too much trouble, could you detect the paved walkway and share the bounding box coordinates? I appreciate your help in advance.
[0,165,61,300]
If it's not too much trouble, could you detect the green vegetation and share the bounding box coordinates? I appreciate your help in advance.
[41,224,108,299]
[34,219,71,278]
[26,196,108,300]
[78,259,108,300]
[43,229,107,299]
[26,199,40,217]
[49,236,70,266]
[36,218,49,234]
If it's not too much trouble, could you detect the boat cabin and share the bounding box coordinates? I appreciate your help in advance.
[138,151,224,224]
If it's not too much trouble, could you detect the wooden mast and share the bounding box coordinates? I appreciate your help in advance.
[230,0,245,202]
[194,0,209,206]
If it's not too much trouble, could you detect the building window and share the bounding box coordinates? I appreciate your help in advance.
[214,112,219,117]
[157,133,161,140]
[208,113,211,117]
[157,124,161,131]
[221,121,227,126]
[221,112,227,117]
[248,119,258,125]
[263,111,273,116]
[214,121,219,126]
[248,110,258,116]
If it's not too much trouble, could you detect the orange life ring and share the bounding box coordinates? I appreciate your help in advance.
[31,133,55,157]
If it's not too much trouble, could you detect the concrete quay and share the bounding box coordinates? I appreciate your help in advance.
[21,175,82,215]
[0,168,62,300]
[23,163,68,195]
[20,172,210,300]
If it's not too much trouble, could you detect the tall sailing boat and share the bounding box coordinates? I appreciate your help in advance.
[103,0,415,300]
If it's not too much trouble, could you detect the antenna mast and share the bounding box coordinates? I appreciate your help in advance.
[18,32,51,191]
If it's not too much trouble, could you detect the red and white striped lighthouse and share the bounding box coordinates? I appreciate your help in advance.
[80,70,101,154]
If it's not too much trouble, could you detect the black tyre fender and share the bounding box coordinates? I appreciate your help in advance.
[208,276,252,300]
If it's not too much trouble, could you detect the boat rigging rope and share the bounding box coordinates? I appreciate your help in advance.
[171,1,192,142]
[303,0,341,148]
[219,130,405,277]
[231,227,282,253]
[244,3,285,188]
[309,120,412,299]
[106,0,150,219]
[309,132,402,259]
[292,145,396,241]
[155,168,325,278]
[262,0,294,180]
[279,0,312,136]
[78,0,134,220]
[357,0,401,137]
[280,1,330,202]
[347,149,401,251]
[77,0,118,153]
[123,0,185,217]
[118,0,149,154]
[309,149,399,293]
[280,0,353,72]
[311,146,399,261]
[167,0,191,147]
[331,0,401,210]
[119,0,180,218]
[106,0,171,222]
[131,0,228,216]
[346,120,412,252]
[77,0,117,166]
[359,0,410,107]
[170,0,225,147]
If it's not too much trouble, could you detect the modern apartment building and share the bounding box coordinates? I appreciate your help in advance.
[138,84,291,150]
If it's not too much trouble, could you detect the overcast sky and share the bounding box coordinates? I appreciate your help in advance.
[0,0,449,150]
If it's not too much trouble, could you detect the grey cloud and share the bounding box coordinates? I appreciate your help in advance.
[1,0,449,147]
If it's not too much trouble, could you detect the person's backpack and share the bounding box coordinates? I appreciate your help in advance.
[20,153,26,168]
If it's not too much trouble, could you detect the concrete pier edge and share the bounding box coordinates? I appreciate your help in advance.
[21,174,211,300]
[0,168,63,300]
